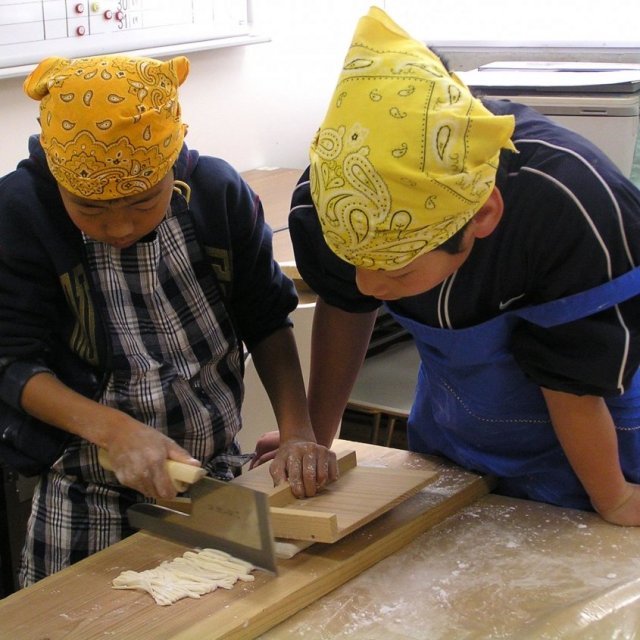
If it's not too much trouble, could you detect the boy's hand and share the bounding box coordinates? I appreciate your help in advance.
[105,421,200,500]
[269,439,338,498]
[249,430,280,469]
[19,372,200,499]
[593,483,640,526]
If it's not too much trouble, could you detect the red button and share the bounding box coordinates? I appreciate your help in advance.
[75,3,85,13]
[76,25,86,35]
[104,9,113,19]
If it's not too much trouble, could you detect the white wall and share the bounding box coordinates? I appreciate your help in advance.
[0,0,372,176]
[1,0,638,177]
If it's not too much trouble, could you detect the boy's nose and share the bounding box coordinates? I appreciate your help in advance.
[106,214,134,238]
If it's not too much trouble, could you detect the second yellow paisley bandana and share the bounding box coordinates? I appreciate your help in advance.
[310,6,516,270]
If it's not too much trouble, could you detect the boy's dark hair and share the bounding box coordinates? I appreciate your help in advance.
[435,220,470,254]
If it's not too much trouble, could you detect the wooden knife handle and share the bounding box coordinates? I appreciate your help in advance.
[97,448,206,492]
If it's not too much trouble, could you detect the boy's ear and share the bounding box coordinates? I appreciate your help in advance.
[470,188,504,239]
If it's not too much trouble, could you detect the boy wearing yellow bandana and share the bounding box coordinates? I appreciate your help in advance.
[0,54,334,586]
[289,7,640,524]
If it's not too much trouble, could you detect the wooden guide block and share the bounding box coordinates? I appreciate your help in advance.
[235,447,439,543]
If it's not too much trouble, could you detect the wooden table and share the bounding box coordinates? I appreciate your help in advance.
[2,441,640,638]
[0,441,492,639]
[262,492,640,639]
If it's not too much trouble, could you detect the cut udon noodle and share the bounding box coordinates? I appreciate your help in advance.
[112,548,255,606]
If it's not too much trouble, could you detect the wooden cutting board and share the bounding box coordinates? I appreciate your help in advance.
[0,441,494,640]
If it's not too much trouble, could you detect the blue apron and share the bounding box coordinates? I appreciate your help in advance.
[389,267,640,510]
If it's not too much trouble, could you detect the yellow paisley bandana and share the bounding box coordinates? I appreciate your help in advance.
[310,7,516,270]
[24,54,189,200]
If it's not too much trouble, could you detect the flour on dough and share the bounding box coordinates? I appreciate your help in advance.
[112,548,255,606]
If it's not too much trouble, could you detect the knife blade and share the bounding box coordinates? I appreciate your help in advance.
[98,449,277,573]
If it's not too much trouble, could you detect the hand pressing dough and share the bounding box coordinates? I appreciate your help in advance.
[112,548,255,606]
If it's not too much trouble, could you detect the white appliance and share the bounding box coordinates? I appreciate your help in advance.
[457,62,640,177]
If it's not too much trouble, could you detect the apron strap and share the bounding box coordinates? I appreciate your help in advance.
[515,266,640,328]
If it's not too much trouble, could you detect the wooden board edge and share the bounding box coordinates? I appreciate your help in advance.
[270,506,338,541]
